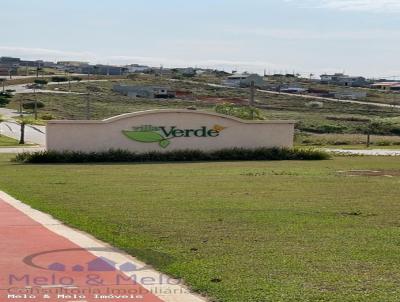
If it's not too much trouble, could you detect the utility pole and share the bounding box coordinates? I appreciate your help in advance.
[250,81,255,120]
[36,62,40,78]
[33,87,38,120]
[250,81,255,107]
[85,85,98,120]
[66,70,71,92]
[86,90,91,120]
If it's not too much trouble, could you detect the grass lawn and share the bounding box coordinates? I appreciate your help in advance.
[1,155,400,301]
[0,135,20,147]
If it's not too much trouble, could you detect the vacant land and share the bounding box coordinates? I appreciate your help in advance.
[1,155,400,301]
[5,74,400,147]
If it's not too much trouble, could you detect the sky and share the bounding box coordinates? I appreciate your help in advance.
[0,0,399,78]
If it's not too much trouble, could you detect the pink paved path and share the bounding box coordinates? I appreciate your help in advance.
[0,198,165,302]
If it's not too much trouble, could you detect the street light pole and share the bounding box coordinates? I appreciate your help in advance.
[33,87,38,120]
[250,81,255,120]
[86,91,91,120]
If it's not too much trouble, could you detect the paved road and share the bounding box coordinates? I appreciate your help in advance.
[324,148,400,156]
[0,146,45,153]
[0,108,46,146]
[0,191,206,302]
[0,73,86,80]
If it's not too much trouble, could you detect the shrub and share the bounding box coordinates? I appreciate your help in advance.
[34,79,48,85]
[22,100,45,110]
[51,76,68,82]
[215,103,264,120]
[0,92,12,107]
[71,76,82,82]
[305,101,324,109]
[0,92,12,98]
[0,97,10,107]
[40,113,55,120]
[14,148,330,164]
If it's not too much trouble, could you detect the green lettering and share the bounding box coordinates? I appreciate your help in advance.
[194,127,207,137]
[173,129,185,137]
[208,129,219,137]
[160,126,176,137]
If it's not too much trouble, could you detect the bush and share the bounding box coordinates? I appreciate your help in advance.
[34,79,48,85]
[51,76,68,82]
[0,92,12,107]
[40,113,55,120]
[0,97,10,107]
[22,100,45,110]
[215,103,264,120]
[71,76,82,82]
[14,148,330,164]
[298,122,347,134]
[305,101,323,109]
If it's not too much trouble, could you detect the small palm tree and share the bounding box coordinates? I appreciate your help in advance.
[2,117,44,145]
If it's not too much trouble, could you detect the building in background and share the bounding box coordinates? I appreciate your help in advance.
[81,65,126,76]
[113,85,175,98]
[371,82,400,91]
[320,73,368,87]
[223,73,267,88]
[125,64,151,73]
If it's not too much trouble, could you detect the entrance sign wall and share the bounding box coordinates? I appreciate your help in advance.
[46,110,295,152]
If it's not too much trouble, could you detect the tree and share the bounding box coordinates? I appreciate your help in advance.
[12,117,44,144]
[0,78,5,93]
[71,76,82,82]
[51,76,68,82]
[22,100,45,110]
[34,79,48,85]
[0,91,12,107]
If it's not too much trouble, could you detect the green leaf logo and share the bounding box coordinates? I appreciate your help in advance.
[123,130,171,148]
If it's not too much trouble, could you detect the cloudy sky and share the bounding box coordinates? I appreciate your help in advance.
[0,0,399,78]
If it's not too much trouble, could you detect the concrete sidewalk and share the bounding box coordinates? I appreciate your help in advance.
[324,148,400,156]
[0,191,206,302]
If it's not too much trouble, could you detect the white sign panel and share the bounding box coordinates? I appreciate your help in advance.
[46,110,295,152]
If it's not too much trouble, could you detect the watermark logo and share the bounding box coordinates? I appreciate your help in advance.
[3,247,186,300]
[122,124,227,148]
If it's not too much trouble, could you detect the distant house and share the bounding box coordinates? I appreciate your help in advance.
[0,57,21,67]
[223,73,267,88]
[57,61,89,67]
[371,82,400,91]
[280,87,308,94]
[113,85,175,98]
[0,66,17,76]
[126,64,151,73]
[81,65,125,76]
[333,91,367,100]
[320,73,368,87]
[20,60,44,68]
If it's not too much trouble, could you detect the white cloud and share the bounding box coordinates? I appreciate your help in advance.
[285,0,400,12]
[228,27,400,40]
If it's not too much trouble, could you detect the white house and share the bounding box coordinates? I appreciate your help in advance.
[126,64,151,73]
[223,74,267,88]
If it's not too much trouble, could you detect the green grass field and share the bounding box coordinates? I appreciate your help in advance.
[0,135,20,147]
[1,155,400,301]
